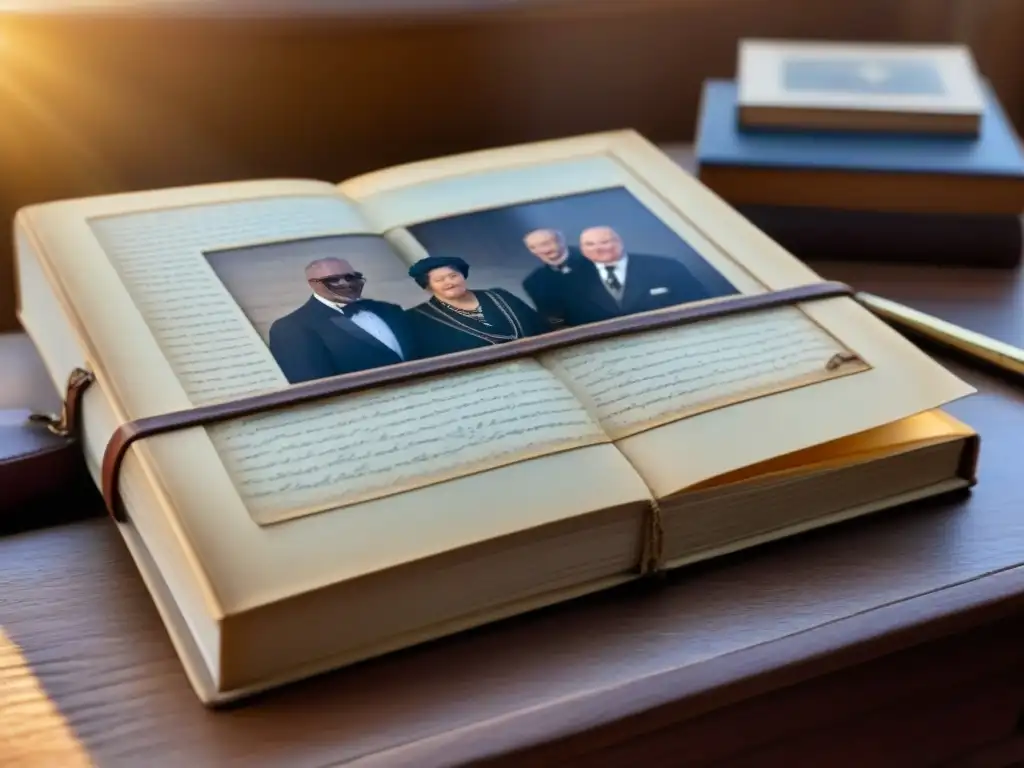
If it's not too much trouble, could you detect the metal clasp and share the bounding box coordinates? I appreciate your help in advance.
[27,367,96,438]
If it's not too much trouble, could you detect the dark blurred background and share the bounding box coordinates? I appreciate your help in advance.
[1,0,1021,331]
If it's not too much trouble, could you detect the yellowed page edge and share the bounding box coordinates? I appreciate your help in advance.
[685,409,975,491]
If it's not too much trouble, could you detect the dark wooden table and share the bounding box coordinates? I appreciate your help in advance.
[3,256,1024,765]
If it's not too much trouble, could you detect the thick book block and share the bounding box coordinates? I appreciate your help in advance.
[695,79,1024,217]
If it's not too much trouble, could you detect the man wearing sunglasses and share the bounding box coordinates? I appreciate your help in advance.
[268,257,417,384]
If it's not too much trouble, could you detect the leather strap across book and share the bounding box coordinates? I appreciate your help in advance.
[50,280,856,575]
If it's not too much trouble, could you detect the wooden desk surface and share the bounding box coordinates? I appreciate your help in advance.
[3,245,1024,765]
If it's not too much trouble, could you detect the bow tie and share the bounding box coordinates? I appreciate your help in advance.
[342,299,374,313]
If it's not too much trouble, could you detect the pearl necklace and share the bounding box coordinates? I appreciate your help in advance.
[416,291,525,344]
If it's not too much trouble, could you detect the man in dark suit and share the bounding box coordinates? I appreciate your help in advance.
[268,257,417,384]
[536,226,715,327]
[520,228,586,329]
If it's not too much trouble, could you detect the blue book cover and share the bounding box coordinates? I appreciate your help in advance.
[695,79,1024,178]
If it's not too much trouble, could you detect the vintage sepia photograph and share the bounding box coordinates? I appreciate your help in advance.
[782,56,947,96]
[405,186,739,336]
[204,187,740,386]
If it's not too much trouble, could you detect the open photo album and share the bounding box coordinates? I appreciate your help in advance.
[13,130,979,705]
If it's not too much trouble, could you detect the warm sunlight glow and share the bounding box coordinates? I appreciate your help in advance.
[0,18,228,196]
[0,24,124,190]
[0,0,173,8]
[0,628,92,767]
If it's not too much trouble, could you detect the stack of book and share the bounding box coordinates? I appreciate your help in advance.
[695,40,1024,268]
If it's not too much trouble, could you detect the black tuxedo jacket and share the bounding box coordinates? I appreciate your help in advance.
[524,251,717,327]
[268,297,417,384]
[521,248,588,329]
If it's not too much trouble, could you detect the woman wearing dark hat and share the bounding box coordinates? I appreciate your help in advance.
[406,255,551,358]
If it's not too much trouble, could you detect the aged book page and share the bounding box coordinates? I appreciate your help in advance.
[17,180,652,612]
[339,130,975,497]
[216,361,607,524]
[540,305,865,440]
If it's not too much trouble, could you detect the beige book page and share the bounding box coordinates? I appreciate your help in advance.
[339,130,975,498]
[19,179,654,612]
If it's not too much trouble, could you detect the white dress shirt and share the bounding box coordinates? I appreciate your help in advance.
[313,293,405,359]
[598,254,629,288]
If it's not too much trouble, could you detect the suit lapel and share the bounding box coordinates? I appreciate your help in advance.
[619,256,648,311]
[305,298,394,355]
[581,263,621,313]
[353,300,414,358]
[327,313,394,353]
[387,308,416,360]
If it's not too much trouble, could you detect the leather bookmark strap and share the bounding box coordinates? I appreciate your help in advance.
[97,280,853,524]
